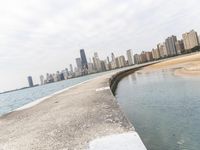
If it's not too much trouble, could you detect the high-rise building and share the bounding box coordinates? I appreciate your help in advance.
[134,54,142,64]
[27,76,33,87]
[93,52,102,72]
[53,73,58,82]
[107,56,110,64]
[80,49,88,69]
[115,57,120,68]
[40,75,44,85]
[157,43,168,58]
[87,63,95,74]
[126,49,134,65]
[165,35,177,56]
[111,52,116,69]
[69,64,73,73]
[175,40,185,54]
[199,35,200,44]
[118,55,126,67]
[74,67,82,77]
[65,68,69,76]
[76,58,82,70]
[100,61,107,71]
[106,56,111,70]
[145,51,153,62]
[103,60,109,70]
[140,51,147,63]
[182,30,199,51]
[56,71,61,81]
[60,73,65,80]
[152,48,160,60]
[94,52,98,58]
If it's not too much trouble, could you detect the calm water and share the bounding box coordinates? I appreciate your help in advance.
[116,68,200,150]
[0,65,136,116]
[0,71,113,116]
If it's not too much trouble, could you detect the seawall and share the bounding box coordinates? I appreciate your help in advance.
[0,62,157,150]
[109,62,157,94]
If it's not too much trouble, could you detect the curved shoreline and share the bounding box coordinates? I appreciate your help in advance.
[1,53,200,149]
[0,63,155,150]
[15,77,102,112]
[2,52,197,150]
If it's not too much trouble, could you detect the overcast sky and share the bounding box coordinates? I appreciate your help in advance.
[0,0,200,91]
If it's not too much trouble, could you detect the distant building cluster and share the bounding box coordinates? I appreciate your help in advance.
[27,29,200,87]
[133,29,199,64]
[38,49,131,86]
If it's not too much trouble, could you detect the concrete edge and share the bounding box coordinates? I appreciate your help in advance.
[89,131,147,150]
[104,62,158,150]
[109,62,158,95]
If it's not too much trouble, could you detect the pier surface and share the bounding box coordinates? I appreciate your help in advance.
[0,64,149,150]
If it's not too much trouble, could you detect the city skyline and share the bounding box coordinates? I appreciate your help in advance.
[3,28,200,92]
[2,28,200,91]
[34,28,199,87]
[1,0,200,91]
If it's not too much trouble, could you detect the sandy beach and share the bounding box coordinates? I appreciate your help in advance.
[139,52,200,77]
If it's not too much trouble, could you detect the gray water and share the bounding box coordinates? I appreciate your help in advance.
[0,71,112,116]
[116,68,200,150]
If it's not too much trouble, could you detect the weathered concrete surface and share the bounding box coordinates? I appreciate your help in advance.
[0,63,154,150]
[0,75,133,150]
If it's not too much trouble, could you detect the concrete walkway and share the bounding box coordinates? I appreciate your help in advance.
[0,75,133,150]
[0,67,146,150]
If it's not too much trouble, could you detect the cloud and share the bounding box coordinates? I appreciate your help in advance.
[0,0,200,91]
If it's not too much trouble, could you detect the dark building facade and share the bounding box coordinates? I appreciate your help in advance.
[165,35,177,56]
[80,49,88,69]
[27,76,34,87]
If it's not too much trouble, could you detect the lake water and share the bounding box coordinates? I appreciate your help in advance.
[116,68,200,150]
[0,65,137,116]
[0,71,113,116]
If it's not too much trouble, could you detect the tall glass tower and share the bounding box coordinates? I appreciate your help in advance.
[27,76,34,87]
[80,49,88,69]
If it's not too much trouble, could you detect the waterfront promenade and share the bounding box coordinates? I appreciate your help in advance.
[1,52,199,149]
[0,64,151,150]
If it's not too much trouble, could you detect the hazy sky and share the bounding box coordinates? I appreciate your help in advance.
[0,0,200,91]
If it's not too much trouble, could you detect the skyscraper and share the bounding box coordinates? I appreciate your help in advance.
[69,64,73,73]
[134,54,142,64]
[87,63,95,74]
[152,48,160,60]
[93,52,102,72]
[175,40,185,54]
[94,52,99,58]
[182,30,199,51]
[106,56,111,70]
[157,43,168,58]
[80,49,88,69]
[100,61,107,71]
[165,35,177,56]
[40,75,44,85]
[76,58,82,70]
[145,51,153,62]
[27,76,33,87]
[118,55,126,67]
[126,49,134,65]
[111,52,116,69]
[140,51,148,63]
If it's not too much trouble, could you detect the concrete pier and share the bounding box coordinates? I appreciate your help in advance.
[0,63,154,150]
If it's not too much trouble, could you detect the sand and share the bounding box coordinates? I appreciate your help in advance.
[140,52,200,77]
